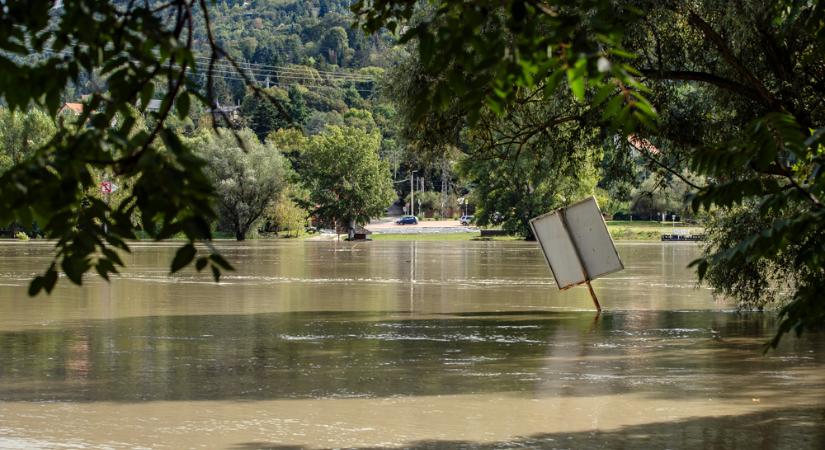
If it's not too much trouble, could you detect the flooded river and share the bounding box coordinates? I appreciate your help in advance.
[0,241,823,449]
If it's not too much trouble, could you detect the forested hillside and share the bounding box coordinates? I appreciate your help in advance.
[177,0,476,218]
[190,1,428,210]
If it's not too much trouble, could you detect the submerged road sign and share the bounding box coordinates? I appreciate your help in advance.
[529,196,624,310]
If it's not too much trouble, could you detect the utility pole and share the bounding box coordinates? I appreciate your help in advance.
[441,157,448,217]
[410,170,417,217]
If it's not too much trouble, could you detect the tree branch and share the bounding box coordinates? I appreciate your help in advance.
[630,136,704,190]
[686,12,782,110]
[774,157,823,209]
[640,69,762,102]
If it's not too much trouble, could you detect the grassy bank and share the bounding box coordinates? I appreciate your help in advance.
[37,222,700,243]
[606,221,704,241]
[369,221,704,242]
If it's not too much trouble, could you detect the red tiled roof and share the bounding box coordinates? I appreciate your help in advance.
[60,102,83,114]
[627,134,660,155]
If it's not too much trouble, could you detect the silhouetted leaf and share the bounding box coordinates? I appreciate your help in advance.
[170,243,196,274]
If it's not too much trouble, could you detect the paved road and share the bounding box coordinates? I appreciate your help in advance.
[366,219,477,234]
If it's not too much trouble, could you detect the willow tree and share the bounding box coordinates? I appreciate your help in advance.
[195,128,288,241]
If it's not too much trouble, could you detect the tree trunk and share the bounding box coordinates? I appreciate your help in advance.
[347,219,355,240]
[235,226,246,241]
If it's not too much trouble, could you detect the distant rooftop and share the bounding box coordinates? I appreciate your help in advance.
[145,99,163,112]
[627,134,660,155]
[60,102,83,114]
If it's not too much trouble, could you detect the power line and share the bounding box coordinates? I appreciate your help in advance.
[193,63,374,84]
[193,67,375,93]
[40,49,375,81]
[37,49,378,93]
[197,61,374,79]
[197,74,376,94]
[194,64,375,85]
[192,55,377,80]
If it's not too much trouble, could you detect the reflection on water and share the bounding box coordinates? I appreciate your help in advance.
[0,311,818,403]
[0,241,823,449]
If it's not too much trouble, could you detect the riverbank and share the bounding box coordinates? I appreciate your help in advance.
[0,221,704,242]
[366,221,704,242]
[607,221,705,240]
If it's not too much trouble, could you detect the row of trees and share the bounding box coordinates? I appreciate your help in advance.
[198,124,394,241]
[384,50,690,238]
[0,0,451,295]
[0,106,394,242]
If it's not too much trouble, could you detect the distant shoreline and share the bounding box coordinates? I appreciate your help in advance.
[1,221,705,243]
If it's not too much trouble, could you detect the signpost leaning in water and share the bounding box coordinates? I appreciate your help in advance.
[529,196,624,311]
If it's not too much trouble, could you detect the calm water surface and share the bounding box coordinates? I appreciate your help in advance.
[0,240,822,449]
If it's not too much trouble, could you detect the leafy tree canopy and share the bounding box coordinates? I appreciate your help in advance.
[300,125,395,236]
[191,127,289,241]
[353,0,825,345]
[0,0,400,293]
[0,0,242,292]
[0,108,56,174]
[460,89,601,238]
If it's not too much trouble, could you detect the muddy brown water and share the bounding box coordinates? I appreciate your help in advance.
[0,240,823,449]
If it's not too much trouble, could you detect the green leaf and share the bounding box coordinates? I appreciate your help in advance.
[603,94,624,119]
[633,111,657,131]
[102,248,124,267]
[176,92,190,120]
[95,263,111,281]
[139,84,154,112]
[609,48,638,59]
[43,267,58,294]
[592,84,615,107]
[566,68,585,101]
[170,243,196,274]
[209,253,234,271]
[62,257,85,285]
[486,97,504,115]
[160,128,185,155]
[542,69,565,97]
[28,277,44,296]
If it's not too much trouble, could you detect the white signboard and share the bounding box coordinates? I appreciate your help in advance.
[529,196,623,290]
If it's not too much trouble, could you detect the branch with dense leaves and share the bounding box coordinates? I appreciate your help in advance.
[354,0,825,346]
[0,0,293,294]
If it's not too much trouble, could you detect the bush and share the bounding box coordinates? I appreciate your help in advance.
[15,231,29,241]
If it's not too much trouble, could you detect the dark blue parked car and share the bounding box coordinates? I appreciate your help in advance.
[396,215,418,225]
